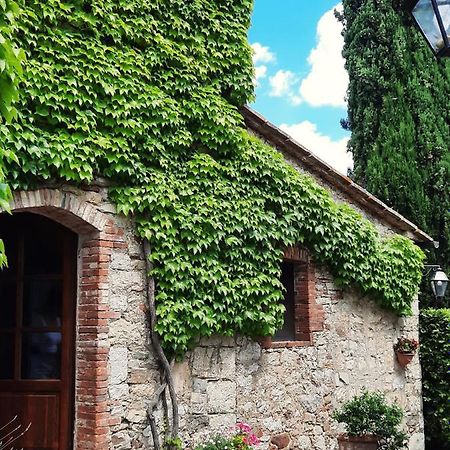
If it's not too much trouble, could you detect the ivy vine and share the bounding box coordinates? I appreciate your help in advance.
[2,0,425,355]
[0,0,23,267]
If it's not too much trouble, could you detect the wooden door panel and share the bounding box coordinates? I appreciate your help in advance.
[0,392,60,450]
[0,213,76,450]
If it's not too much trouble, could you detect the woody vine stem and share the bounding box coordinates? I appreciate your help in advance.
[143,240,179,449]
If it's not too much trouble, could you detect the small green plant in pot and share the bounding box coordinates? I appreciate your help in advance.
[393,337,419,367]
[332,391,407,450]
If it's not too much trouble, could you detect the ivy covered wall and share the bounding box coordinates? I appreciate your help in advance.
[2,0,425,355]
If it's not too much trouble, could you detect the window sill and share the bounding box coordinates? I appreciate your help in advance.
[258,337,313,349]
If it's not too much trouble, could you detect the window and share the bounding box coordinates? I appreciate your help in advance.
[273,262,296,341]
[261,247,324,348]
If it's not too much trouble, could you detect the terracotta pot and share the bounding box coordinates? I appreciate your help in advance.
[396,352,415,367]
[337,434,378,450]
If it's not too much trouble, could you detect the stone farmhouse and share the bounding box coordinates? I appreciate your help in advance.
[0,106,432,450]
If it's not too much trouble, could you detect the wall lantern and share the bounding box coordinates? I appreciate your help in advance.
[409,0,450,57]
[425,265,449,302]
[429,267,449,301]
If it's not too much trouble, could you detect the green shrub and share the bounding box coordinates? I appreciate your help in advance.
[420,308,450,449]
[332,391,407,450]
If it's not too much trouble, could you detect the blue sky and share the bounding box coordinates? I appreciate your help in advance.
[248,1,352,174]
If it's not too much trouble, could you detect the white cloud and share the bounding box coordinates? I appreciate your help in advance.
[299,3,348,108]
[255,65,267,82]
[251,43,275,87]
[269,70,301,104]
[280,121,353,175]
[251,42,275,64]
[255,65,267,80]
[269,70,296,97]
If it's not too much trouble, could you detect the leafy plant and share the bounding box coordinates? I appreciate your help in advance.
[164,436,182,450]
[393,336,419,354]
[420,308,450,449]
[332,391,407,450]
[0,0,23,267]
[194,422,260,450]
[2,1,426,356]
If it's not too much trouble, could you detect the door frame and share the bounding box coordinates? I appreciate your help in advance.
[0,214,77,450]
[2,189,127,450]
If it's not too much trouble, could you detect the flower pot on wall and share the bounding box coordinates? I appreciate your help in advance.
[396,352,414,367]
[337,434,378,450]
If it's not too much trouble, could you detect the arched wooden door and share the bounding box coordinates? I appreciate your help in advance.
[0,213,77,450]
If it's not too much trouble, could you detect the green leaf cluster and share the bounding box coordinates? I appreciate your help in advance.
[0,0,23,267]
[419,308,450,449]
[2,0,425,355]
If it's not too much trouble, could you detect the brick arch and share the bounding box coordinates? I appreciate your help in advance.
[8,189,108,234]
[3,188,126,450]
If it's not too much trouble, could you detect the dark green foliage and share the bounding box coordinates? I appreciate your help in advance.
[0,0,23,267]
[342,0,450,308]
[420,308,450,449]
[2,0,425,355]
[0,1,23,123]
[332,391,407,450]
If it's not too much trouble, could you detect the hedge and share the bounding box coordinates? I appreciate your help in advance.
[420,308,450,449]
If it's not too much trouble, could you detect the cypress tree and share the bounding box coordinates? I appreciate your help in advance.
[342,1,450,448]
[341,0,450,301]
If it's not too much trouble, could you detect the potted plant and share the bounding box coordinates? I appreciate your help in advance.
[393,336,419,367]
[332,391,407,450]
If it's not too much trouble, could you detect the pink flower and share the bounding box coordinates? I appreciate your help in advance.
[247,434,260,446]
[237,422,252,433]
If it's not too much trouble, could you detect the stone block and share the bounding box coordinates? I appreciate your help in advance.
[193,377,208,393]
[110,346,128,384]
[237,341,261,365]
[126,406,146,423]
[270,432,291,449]
[192,347,235,379]
[112,431,131,450]
[110,252,132,270]
[109,383,129,400]
[191,392,208,414]
[208,413,237,431]
[173,359,192,395]
[129,368,153,384]
[110,292,129,312]
[199,335,235,347]
[409,433,425,450]
[262,418,283,433]
[207,380,236,413]
[297,436,311,450]
[314,435,326,450]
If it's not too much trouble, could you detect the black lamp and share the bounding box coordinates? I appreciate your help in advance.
[409,0,450,57]
[430,267,449,301]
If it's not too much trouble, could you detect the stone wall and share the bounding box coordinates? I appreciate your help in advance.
[7,173,425,450]
[103,208,424,450]
[100,185,424,450]
[168,267,424,450]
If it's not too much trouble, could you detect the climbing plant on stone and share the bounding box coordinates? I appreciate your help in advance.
[0,0,23,267]
[3,0,425,356]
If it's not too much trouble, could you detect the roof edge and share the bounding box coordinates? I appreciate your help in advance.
[242,105,434,244]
